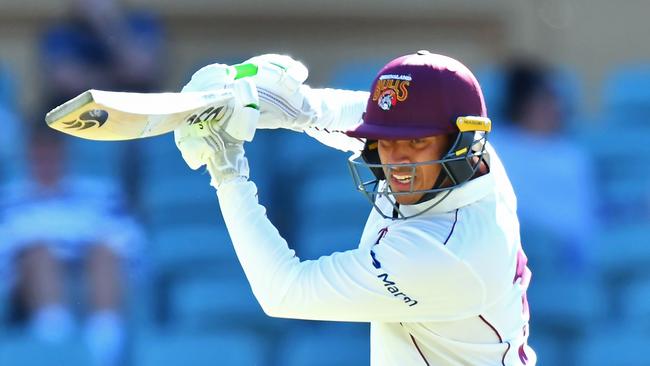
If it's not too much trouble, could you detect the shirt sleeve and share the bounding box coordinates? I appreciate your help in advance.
[300,87,368,153]
[217,178,487,322]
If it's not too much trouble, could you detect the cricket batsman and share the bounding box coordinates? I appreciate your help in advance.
[174,51,535,365]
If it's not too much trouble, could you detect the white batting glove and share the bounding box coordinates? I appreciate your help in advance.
[181,63,258,144]
[243,54,316,131]
[174,75,259,188]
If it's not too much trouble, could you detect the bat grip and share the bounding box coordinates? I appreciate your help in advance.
[233,63,259,79]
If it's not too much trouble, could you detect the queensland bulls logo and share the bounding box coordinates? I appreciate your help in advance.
[378,90,396,111]
[62,109,109,130]
[372,74,412,111]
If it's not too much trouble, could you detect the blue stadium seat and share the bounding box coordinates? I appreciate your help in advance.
[137,134,187,177]
[581,121,650,222]
[64,136,130,182]
[575,326,650,366]
[0,299,6,329]
[137,130,280,229]
[145,223,234,329]
[593,224,650,279]
[528,274,607,332]
[620,277,650,330]
[0,106,26,181]
[328,59,386,91]
[271,128,343,172]
[527,333,563,366]
[474,65,506,121]
[280,323,370,366]
[293,172,369,260]
[261,129,362,245]
[0,62,17,111]
[133,331,268,366]
[474,65,582,125]
[518,226,568,275]
[139,173,220,228]
[136,112,274,185]
[284,130,369,259]
[150,224,234,273]
[0,334,92,366]
[603,65,650,117]
[135,133,224,228]
[169,273,265,329]
[241,129,281,206]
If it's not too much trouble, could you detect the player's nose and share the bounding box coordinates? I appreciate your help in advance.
[386,147,413,165]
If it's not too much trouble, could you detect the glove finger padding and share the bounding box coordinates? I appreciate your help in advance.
[243,54,311,130]
[245,54,308,94]
[182,63,236,92]
[225,78,259,142]
[175,78,259,171]
[182,78,259,142]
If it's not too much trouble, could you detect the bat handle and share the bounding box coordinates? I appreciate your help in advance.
[233,63,259,79]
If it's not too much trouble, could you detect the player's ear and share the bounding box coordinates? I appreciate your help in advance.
[361,140,385,180]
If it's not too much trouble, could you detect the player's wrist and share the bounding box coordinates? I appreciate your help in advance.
[205,147,250,189]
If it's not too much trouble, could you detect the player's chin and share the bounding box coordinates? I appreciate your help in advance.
[394,191,424,205]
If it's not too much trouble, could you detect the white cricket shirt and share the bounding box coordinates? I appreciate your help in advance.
[216,141,535,365]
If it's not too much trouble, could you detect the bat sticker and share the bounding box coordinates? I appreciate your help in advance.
[186,106,225,126]
[62,109,109,130]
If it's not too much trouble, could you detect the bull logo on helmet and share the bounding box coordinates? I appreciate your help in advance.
[372,74,411,111]
[378,90,396,111]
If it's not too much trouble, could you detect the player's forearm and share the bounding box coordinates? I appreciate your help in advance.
[216,178,488,322]
[298,87,368,152]
[216,178,301,316]
[303,87,369,133]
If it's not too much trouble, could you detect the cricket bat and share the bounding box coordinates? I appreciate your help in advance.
[45,63,258,141]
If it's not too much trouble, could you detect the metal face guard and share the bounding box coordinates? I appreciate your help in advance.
[347,131,489,219]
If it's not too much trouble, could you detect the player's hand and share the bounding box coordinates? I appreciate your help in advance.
[181,63,235,94]
[174,77,259,188]
[242,54,314,131]
[179,62,258,143]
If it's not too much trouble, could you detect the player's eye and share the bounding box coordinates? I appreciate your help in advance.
[378,140,393,149]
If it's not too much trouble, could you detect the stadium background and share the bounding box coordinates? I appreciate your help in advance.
[0,0,649,365]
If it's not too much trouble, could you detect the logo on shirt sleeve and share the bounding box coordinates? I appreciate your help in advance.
[370,227,388,269]
[377,273,418,307]
[370,227,418,307]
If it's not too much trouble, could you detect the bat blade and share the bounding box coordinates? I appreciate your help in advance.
[45,89,235,141]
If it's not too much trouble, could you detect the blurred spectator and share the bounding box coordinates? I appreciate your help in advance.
[490,59,598,273]
[40,0,165,111]
[0,127,144,366]
[38,0,166,206]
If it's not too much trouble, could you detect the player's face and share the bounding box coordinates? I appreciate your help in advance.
[377,135,450,205]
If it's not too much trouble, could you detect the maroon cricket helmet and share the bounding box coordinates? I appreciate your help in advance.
[346,51,487,140]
